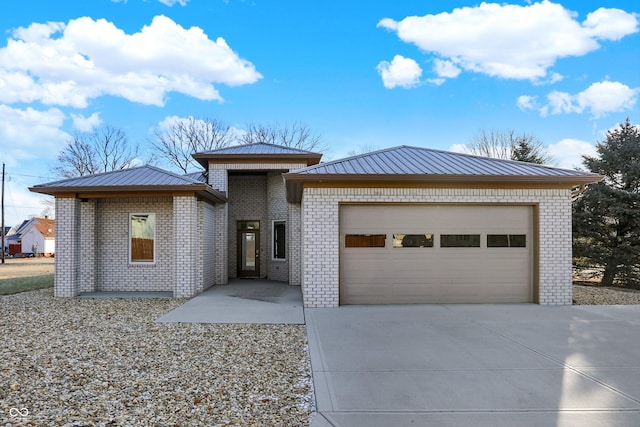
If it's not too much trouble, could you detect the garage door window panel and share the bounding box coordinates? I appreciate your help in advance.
[440,234,481,248]
[345,234,386,248]
[487,234,527,248]
[393,234,434,248]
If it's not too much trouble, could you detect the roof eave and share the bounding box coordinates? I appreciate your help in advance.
[283,173,604,202]
[29,184,228,204]
[192,153,323,169]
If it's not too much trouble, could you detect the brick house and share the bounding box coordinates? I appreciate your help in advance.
[30,143,601,307]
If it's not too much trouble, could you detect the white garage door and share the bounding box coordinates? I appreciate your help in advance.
[340,204,534,304]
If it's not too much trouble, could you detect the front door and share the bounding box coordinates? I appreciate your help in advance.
[237,221,260,278]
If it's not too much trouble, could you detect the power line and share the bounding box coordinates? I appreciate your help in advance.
[7,172,59,180]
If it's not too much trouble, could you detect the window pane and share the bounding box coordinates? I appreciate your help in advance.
[440,234,480,248]
[131,214,155,262]
[393,234,433,248]
[273,221,286,259]
[509,234,527,247]
[487,234,526,248]
[345,234,386,248]
[487,234,509,247]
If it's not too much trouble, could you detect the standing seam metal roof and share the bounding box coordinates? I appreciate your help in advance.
[32,165,207,188]
[288,145,598,177]
[194,142,320,156]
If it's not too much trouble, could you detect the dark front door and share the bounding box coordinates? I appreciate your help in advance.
[237,221,260,278]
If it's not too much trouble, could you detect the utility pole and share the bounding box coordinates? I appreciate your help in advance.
[1,163,5,264]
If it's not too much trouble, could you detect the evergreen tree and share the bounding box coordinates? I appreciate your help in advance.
[573,118,640,288]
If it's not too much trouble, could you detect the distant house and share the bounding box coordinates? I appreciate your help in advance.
[7,217,55,257]
[30,143,602,306]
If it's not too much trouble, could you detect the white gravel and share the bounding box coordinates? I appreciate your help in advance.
[1,289,313,426]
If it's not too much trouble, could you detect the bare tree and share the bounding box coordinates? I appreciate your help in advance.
[347,144,379,157]
[52,126,140,178]
[467,129,553,164]
[237,121,325,152]
[153,117,233,173]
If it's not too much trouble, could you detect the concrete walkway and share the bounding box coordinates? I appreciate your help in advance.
[306,304,640,427]
[155,279,304,324]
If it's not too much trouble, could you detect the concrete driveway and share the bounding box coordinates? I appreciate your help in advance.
[306,304,640,427]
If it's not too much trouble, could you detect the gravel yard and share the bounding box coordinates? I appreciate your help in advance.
[0,289,313,426]
[573,284,640,305]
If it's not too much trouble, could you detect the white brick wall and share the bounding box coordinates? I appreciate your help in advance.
[201,202,216,291]
[174,196,198,297]
[268,172,288,282]
[79,199,97,293]
[301,187,573,307]
[228,174,268,278]
[288,202,302,286]
[95,198,174,293]
[208,167,228,285]
[54,198,80,297]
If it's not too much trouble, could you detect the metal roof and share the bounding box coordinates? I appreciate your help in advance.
[29,165,227,204]
[183,171,207,183]
[290,145,598,177]
[283,145,603,202]
[192,142,323,169]
[195,142,319,156]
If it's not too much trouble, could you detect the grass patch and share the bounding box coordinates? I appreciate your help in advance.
[0,274,54,295]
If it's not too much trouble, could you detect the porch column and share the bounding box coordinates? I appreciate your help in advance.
[79,199,97,293]
[209,168,228,285]
[174,196,198,297]
[54,197,80,297]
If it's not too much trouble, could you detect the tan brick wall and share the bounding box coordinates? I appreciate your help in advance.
[301,187,573,307]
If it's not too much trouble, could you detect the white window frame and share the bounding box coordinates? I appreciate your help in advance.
[129,213,157,264]
[272,219,286,261]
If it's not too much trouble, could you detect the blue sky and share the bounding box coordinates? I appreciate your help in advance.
[0,0,638,227]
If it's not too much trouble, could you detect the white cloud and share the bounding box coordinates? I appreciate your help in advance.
[0,105,70,165]
[158,0,190,5]
[378,2,638,82]
[547,138,597,169]
[582,7,639,40]
[534,80,638,118]
[376,55,422,89]
[517,95,537,111]
[71,112,102,132]
[433,59,461,79]
[449,143,472,154]
[0,15,261,108]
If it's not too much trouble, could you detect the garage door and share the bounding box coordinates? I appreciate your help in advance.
[340,204,533,304]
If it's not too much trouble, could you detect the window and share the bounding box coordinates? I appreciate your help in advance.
[393,234,433,248]
[440,234,480,248]
[345,234,386,248]
[273,220,286,260]
[487,234,527,248]
[130,213,156,263]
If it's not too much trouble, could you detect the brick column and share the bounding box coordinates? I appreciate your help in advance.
[174,196,198,297]
[79,199,97,293]
[288,202,302,286]
[209,167,228,285]
[54,198,80,297]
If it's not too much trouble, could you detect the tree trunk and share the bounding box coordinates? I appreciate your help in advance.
[601,262,618,287]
